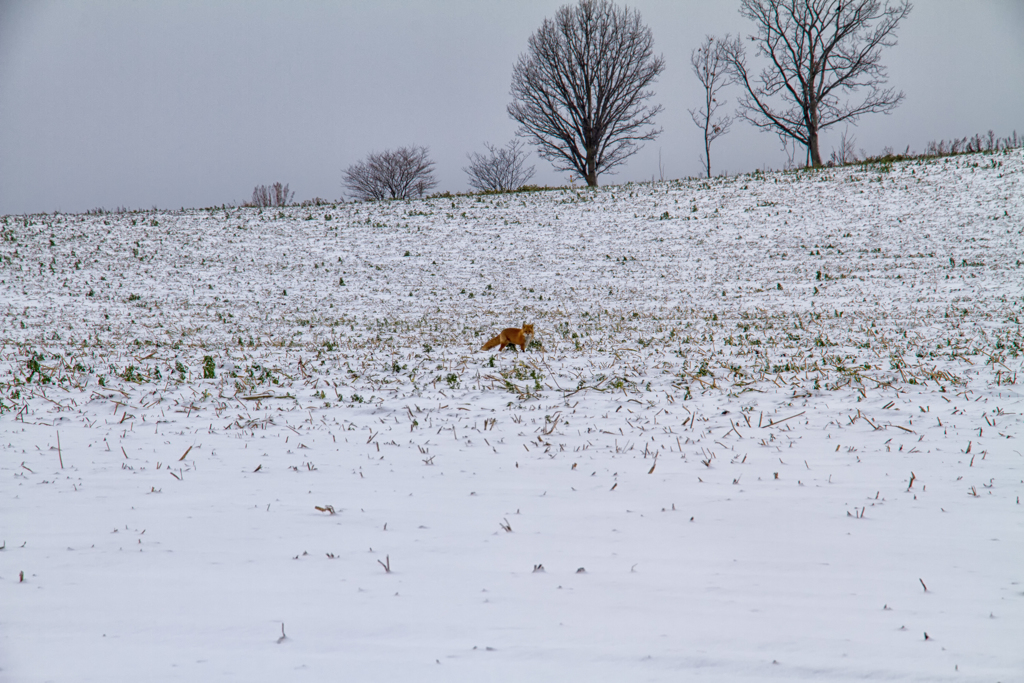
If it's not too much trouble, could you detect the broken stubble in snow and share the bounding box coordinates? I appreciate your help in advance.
[1,150,1022,681]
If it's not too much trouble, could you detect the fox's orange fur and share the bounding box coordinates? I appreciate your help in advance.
[481,323,535,352]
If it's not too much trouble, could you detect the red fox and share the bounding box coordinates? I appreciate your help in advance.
[481,323,535,352]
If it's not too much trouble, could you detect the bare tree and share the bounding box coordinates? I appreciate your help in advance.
[249,182,294,207]
[342,146,438,201]
[721,0,912,167]
[689,35,733,178]
[507,0,666,187]
[464,140,536,192]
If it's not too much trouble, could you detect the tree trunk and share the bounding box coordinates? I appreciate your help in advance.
[807,129,822,167]
[585,147,598,187]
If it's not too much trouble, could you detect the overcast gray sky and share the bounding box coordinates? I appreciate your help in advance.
[1,0,1021,215]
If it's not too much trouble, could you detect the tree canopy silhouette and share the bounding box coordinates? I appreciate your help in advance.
[508,0,665,187]
[721,0,912,167]
[343,147,438,201]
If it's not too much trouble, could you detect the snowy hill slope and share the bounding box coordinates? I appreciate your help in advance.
[1,151,1022,681]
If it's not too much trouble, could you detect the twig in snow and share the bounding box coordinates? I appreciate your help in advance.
[763,411,806,428]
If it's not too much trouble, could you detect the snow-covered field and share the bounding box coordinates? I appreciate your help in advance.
[2,150,1022,681]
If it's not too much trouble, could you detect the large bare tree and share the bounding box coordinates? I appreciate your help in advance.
[721,0,912,167]
[689,35,733,178]
[464,140,536,193]
[342,146,438,201]
[507,0,666,187]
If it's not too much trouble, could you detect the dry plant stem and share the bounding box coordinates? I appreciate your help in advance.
[763,411,805,428]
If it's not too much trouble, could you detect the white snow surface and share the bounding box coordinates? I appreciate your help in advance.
[2,151,1023,681]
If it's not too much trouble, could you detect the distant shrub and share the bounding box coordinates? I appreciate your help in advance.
[827,129,1022,168]
[464,140,535,192]
[248,182,294,207]
[829,129,859,166]
[343,146,438,201]
[921,130,1020,156]
[496,184,570,195]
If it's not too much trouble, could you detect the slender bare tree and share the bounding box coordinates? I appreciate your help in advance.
[689,35,733,178]
[721,0,912,167]
[829,127,859,165]
[507,0,666,187]
[343,146,438,201]
[464,140,536,193]
[249,182,294,207]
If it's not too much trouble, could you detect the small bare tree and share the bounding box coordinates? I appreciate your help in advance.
[689,35,733,178]
[508,0,666,187]
[721,0,912,167]
[342,147,438,201]
[829,128,859,165]
[249,182,294,207]
[464,140,536,192]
